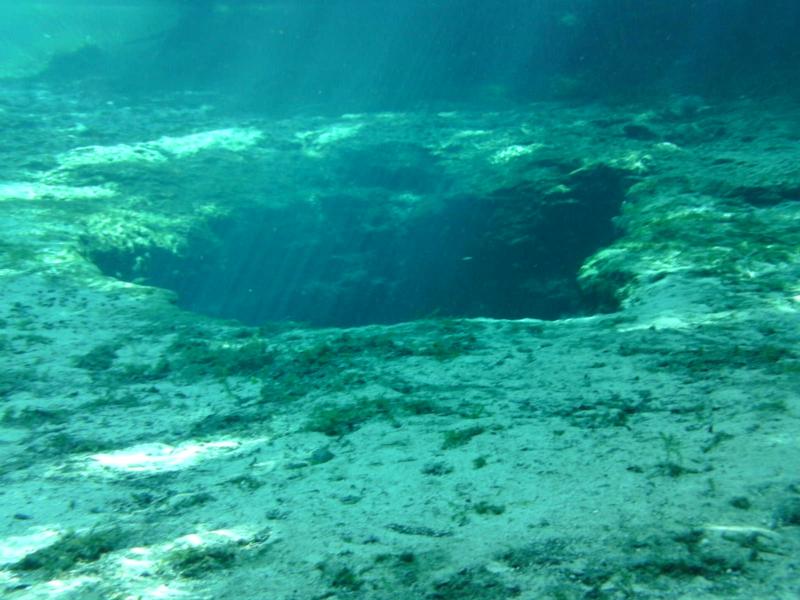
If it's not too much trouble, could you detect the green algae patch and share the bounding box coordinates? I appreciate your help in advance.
[442,425,486,449]
[11,528,125,578]
[74,342,119,371]
[1,407,69,428]
[304,394,451,437]
[162,544,238,579]
[167,337,276,378]
[305,397,396,437]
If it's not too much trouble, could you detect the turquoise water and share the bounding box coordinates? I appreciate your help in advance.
[1,2,799,599]
[26,1,800,110]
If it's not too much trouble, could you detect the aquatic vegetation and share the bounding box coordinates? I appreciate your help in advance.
[626,528,748,582]
[428,565,513,600]
[305,397,394,437]
[473,501,505,515]
[39,432,116,457]
[441,425,486,449]
[293,329,474,364]
[403,398,441,415]
[0,367,34,398]
[701,430,735,453]
[421,461,454,476]
[655,433,699,477]
[329,566,363,591]
[83,390,142,410]
[225,474,264,492]
[419,332,479,361]
[754,398,789,413]
[772,496,800,527]
[557,392,642,429]
[500,527,755,597]
[497,538,570,569]
[3,11,799,598]
[167,327,475,396]
[189,412,257,437]
[258,373,312,403]
[2,406,69,427]
[729,496,752,510]
[615,324,798,378]
[120,358,171,382]
[668,342,797,375]
[472,456,488,469]
[304,393,451,437]
[11,527,125,578]
[162,544,237,579]
[227,328,481,410]
[167,336,275,378]
[74,342,119,371]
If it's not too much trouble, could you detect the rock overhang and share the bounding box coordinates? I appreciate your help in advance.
[69,114,637,327]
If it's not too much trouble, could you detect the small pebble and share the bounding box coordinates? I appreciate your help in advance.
[309,447,335,464]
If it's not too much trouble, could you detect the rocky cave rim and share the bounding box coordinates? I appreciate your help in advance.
[85,240,625,329]
[80,173,632,329]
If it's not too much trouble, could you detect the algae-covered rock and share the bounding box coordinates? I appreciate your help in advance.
[11,527,125,578]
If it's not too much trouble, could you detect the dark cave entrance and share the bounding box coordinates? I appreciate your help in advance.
[85,164,630,328]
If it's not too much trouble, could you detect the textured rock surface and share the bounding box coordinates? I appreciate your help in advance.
[0,85,798,599]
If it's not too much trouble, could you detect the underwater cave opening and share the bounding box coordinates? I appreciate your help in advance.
[84,165,629,328]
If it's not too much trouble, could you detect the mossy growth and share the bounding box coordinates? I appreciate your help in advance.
[83,391,141,409]
[372,550,419,587]
[754,398,789,413]
[2,406,69,427]
[626,530,746,582]
[642,340,797,376]
[301,329,476,363]
[120,358,171,382]
[330,566,363,591]
[171,331,371,385]
[0,368,33,398]
[39,432,116,457]
[472,455,488,469]
[169,322,481,398]
[497,538,570,569]
[305,397,395,437]
[225,474,265,492]
[772,496,800,527]
[282,327,477,375]
[658,431,683,463]
[305,395,449,437]
[654,432,698,477]
[74,342,119,371]
[11,528,125,577]
[419,333,479,360]
[442,425,486,449]
[314,559,366,591]
[162,544,237,578]
[189,412,258,437]
[168,337,275,378]
[559,392,640,429]
[429,565,514,599]
[421,461,454,476]
[473,501,505,515]
[403,398,441,415]
[259,371,318,403]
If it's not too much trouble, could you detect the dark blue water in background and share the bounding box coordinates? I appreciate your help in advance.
[51,0,800,113]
